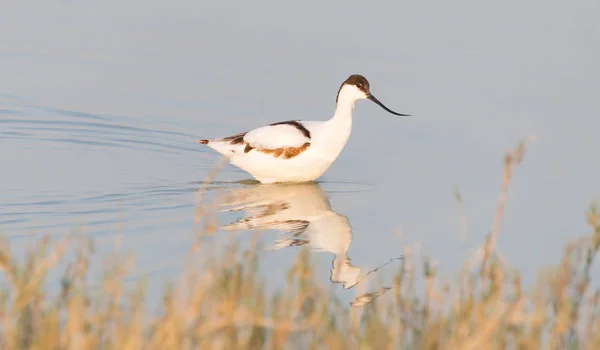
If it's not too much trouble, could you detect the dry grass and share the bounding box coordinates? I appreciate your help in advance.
[1,139,599,349]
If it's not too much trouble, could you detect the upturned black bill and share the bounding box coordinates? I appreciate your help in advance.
[367,94,410,116]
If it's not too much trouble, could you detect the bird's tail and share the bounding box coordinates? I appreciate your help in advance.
[197,138,244,157]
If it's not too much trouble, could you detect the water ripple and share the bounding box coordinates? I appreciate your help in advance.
[0,103,200,156]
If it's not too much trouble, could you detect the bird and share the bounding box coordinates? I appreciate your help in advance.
[197,74,410,184]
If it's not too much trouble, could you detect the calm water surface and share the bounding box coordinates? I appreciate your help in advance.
[2,1,600,302]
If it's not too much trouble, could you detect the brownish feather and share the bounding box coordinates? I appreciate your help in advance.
[222,132,247,145]
[200,131,309,160]
[255,142,310,159]
[198,131,246,146]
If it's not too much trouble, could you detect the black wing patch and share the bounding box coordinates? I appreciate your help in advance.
[221,132,247,145]
[269,120,311,139]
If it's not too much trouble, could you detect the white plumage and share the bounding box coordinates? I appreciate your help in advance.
[198,74,409,183]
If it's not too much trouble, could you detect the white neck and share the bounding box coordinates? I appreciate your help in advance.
[317,99,354,162]
[314,84,364,161]
[331,98,355,122]
[330,84,365,121]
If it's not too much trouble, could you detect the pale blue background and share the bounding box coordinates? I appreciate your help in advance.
[1,1,599,299]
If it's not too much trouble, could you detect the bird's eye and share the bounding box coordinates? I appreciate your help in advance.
[356,83,363,89]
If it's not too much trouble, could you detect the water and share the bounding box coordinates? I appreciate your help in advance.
[2,1,600,303]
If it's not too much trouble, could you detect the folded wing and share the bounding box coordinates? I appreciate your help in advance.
[244,121,311,150]
[199,120,312,159]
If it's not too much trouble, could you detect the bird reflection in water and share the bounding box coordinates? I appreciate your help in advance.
[217,182,400,304]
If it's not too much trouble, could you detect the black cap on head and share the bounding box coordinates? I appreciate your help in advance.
[336,74,411,117]
[336,74,370,103]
